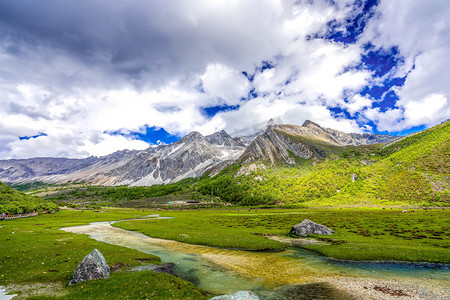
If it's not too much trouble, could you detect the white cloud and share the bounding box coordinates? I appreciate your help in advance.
[200,64,250,105]
[344,94,372,116]
[403,94,448,127]
[361,0,450,130]
[80,134,149,157]
[0,0,448,159]
[363,107,403,132]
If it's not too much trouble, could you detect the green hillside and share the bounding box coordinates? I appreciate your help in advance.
[0,181,58,214]
[197,121,450,207]
[19,121,449,208]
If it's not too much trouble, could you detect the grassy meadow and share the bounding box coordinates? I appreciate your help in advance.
[114,208,450,264]
[0,209,210,299]
[1,207,448,299]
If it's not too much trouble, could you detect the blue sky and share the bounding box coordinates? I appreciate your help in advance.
[0,0,448,158]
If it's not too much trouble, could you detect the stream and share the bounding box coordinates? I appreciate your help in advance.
[62,220,450,299]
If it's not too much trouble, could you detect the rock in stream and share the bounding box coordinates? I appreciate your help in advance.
[290,219,334,237]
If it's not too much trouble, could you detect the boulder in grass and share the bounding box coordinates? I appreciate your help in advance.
[69,249,110,285]
[290,219,334,237]
[210,291,259,300]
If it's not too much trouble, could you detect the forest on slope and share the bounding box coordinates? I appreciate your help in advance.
[0,181,58,214]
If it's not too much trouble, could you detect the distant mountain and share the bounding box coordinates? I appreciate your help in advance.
[1,130,245,186]
[239,121,397,165]
[0,157,98,182]
[0,122,398,187]
[206,130,244,147]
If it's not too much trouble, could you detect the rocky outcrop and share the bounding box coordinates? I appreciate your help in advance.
[69,249,110,285]
[290,219,334,237]
[238,126,319,165]
[206,130,244,148]
[238,121,397,165]
[210,291,260,300]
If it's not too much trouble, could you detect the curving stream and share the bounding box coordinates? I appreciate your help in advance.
[62,220,450,299]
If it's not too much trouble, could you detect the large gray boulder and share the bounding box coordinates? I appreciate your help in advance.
[290,219,334,237]
[210,291,259,300]
[69,249,110,285]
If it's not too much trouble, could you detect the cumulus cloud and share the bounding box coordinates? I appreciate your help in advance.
[200,64,250,105]
[0,0,448,158]
[361,0,450,131]
[344,95,372,116]
[403,94,448,125]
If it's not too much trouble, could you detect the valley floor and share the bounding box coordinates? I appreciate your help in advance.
[0,208,448,299]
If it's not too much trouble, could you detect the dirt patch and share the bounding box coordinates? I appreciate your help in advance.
[110,262,129,272]
[373,285,410,297]
[135,257,157,262]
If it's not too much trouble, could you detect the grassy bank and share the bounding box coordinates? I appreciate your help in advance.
[0,209,209,299]
[114,208,450,264]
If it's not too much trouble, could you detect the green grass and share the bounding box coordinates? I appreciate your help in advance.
[35,178,218,209]
[114,208,450,264]
[28,272,208,300]
[1,207,448,298]
[115,210,286,251]
[0,209,209,299]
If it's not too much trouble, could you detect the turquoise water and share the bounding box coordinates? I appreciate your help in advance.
[62,221,449,299]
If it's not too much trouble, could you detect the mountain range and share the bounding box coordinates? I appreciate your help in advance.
[0,120,397,186]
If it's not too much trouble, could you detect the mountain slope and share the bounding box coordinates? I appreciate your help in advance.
[198,121,449,207]
[239,121,397,165]
[0,181,57,214]
[206,130,244,147]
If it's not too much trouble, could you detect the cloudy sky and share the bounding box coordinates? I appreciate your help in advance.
[1,0,449,159]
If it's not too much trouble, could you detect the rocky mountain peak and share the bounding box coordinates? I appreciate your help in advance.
[302,120,322,128]
[206,130,244,147]
[239,121,398,165]
[180,131,205,143]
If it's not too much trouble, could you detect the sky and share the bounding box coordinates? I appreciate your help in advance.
[0,0,449,159]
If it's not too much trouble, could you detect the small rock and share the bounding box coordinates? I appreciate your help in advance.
[69,249,110,285]
[131,263,176,275]
[290,219,334,237]
[210,291,259,300]
[152,263,176,275]
[402,210,407,213]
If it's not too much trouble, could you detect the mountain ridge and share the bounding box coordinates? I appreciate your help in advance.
[0,121,397,186]
[239,123,397,165]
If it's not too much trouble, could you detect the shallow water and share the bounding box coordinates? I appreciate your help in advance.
[0,286,17,300]
[62,221,450,299]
